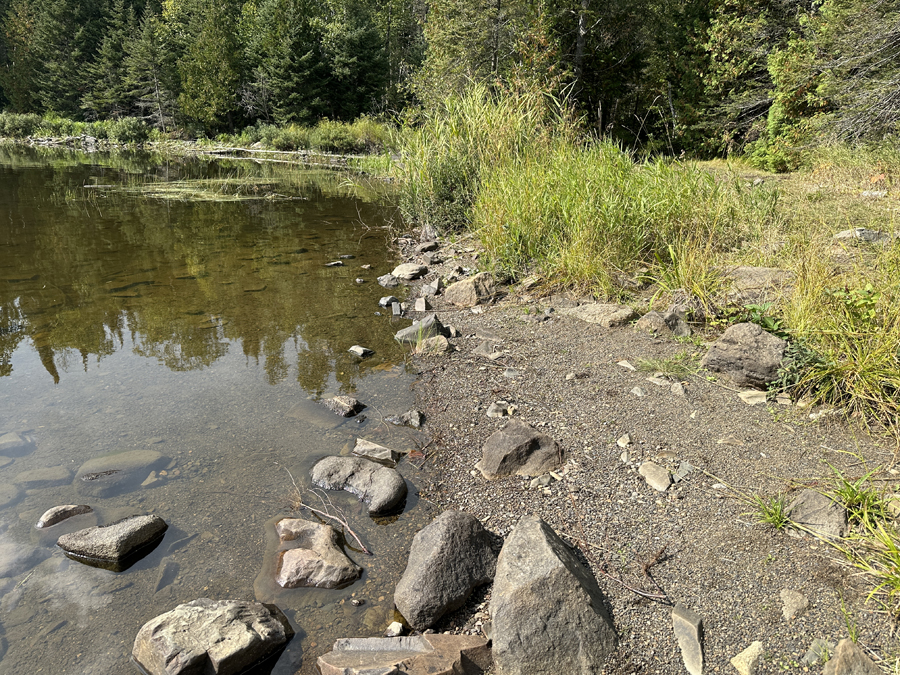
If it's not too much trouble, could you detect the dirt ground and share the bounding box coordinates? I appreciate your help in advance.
[394,237,900,674]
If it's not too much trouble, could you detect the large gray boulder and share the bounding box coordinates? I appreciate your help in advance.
[491,516,616,674]
[394,314,450,345]
[444,273,496,307]
[132,598,294,675]
[700,322,786,388]
[311,456,407,514]
[394,510,497,630]
[275,518,361,589]
[57,514,167,571]
[317,634,491,675]
[74,449,170,497]
[475,420,563,480]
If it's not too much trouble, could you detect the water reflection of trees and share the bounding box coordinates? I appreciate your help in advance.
[0,149,407,393]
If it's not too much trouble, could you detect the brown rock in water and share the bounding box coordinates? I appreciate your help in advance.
[317,634,491,675]
[274,518,361,589]
[475,419,563,480]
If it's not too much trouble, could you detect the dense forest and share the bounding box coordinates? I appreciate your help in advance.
[0,0,898,165]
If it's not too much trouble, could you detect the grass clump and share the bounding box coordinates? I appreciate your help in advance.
[636,350,698,378]
[751,493,791,530]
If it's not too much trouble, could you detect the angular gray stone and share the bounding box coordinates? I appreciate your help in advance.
[444,273,495,307]
[36,504,93,528]
[348,345,374,358]
[559,303,638,327]
[491,516,616,674]
[391,410,425,428]
[274,518,362,589]
[57,514,168,571]
[394,510,497,630]
[475,419,563,480]
[392,263,428,281]
[352,438,400,466]
[14,465,72,489]
[634,310,691,338]
[780,588,809,620]
[132,598,294,675]
[394,314,450,344]
[74,449,170,497]
[823,638,881,675]
[422,278,443,297]
[321,396,365,417]
[672,603,704,675]
[788,489,848,539]
[638,462,671,492]
[311,456,407,514]
[700,322,786,388]
[730,641,763,675]
[414,297,431,312]
[377,274,400,288]
[317,634,491,675]
[0,431,35,457]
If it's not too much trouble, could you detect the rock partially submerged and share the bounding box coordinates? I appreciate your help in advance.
[36,504,93,529]
[394,510,497,630]
[74,449,170,497]
[320,395,365,417]
[491,516,616,674]
[352,438,400,466]
[14,465,73,489]
[132,598,294,675]
[311,456,407,514]
[0,431,36,457]
[317,634,491,675]
[475,419,563,480]
[275,518,361,589]
[700,322,786,388]
[57,514,168,571]
[385,409,425,429]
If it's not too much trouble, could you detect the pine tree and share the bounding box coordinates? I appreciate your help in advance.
[82,0,137,119]
[0,0,40,111]
[126,4,177,130]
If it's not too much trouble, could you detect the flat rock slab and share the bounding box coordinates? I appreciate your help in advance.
[491,516,616,674]
[74,449,169,497]
[700,322,786,388]
[394,510,497,630]
[833,227,893,244]
[37,504,93,528]
[311,456,407,514]
[0,431,36,457]
[672,603,704,675]
[475,419,563,480]
[443,273,495,307]
[321,396,365,417]
[57,514,168,571]
[394,314,449,345]
[14,465,73,489]
[132,598,294,675]
[823,638,881,675]
[352,438,400,466]
[317,634,491,675]
[275,518,361,589]
[558,303,638,327]
[638,462,671,491]
[392,263,428,280]
[788,489,848,539]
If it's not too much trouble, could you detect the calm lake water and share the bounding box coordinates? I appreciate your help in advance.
[0,146,434,674]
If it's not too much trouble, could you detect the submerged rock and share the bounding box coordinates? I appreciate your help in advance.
[36,504,93,529]
[0,431,36,457]
[132,598,294,675]
[14,465,73,489]
[317,634,490,675]
[394,510,497,630]
[321,396,365,417]
[311,456,407,514]
[275,518,362,589]
[57,514,168,571]
[74,449,170,498]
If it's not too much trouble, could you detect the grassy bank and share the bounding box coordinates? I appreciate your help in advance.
[396,86,900,437]
[0,111,397,155]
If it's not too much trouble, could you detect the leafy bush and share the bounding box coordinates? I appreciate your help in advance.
[107,117,150,144]
[0,112,42,138]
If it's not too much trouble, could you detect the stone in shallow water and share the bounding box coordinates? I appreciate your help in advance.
[14,465,73,489]
[57,514,168,571]
[132,598,294,675]
[0,431,36,457]
[74,449,169,497]
[274,518,361,589]
[36,504,93,529]
[317,634,490,675]
[310,456,406,514]
[320,396,365,417]
[352,438,400,466]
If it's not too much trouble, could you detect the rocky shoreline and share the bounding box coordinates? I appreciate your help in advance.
[385,232,897,674]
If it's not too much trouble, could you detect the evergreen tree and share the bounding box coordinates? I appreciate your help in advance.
[126,4,177,130]
[82,0,137,119]
[0,0,39,111]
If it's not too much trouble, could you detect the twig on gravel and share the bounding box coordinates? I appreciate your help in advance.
[277,463,372,555]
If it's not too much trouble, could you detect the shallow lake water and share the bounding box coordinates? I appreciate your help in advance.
[0,146,435,674]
